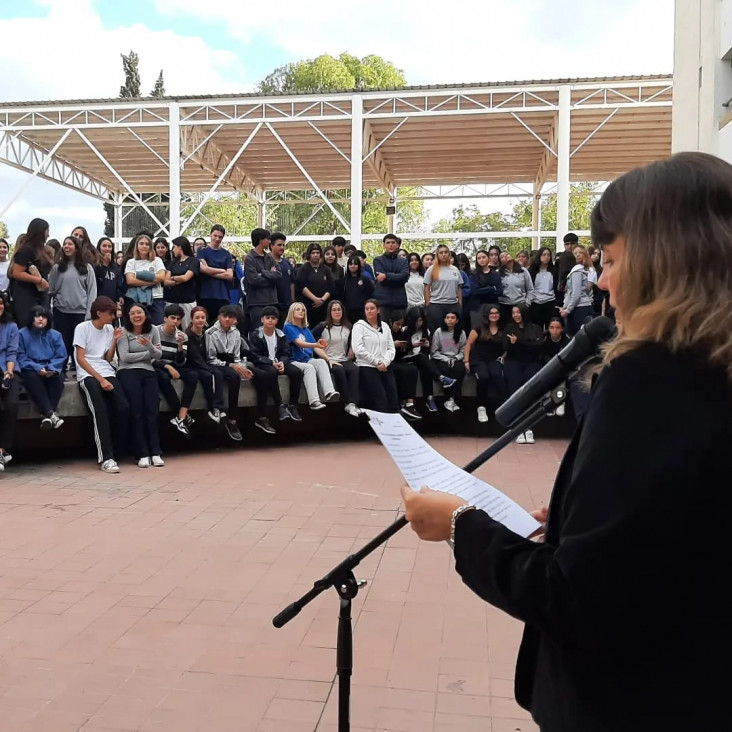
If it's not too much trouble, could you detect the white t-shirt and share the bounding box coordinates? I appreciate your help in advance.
[264,332,278,362]
[0,261,9,292]
[73,321,116,381]
[124,257,166,299]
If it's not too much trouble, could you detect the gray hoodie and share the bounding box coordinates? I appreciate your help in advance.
[49,263,97,316]
[563,264,593,313]
[205,321,246,367]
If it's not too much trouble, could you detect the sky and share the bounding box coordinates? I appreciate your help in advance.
[0,0,674,241]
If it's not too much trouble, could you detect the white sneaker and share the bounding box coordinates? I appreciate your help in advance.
[138,457,151,468]
[50,412,64,429]
[310,400,326,410]
[207,409,221,424]
[101,459,120,474]
[477,407,489,423]
[444,398,460,412]
[345,403,361,417]
[515,433,527,444]
[525,430,535,444]
[555,403,566,417]
[151,455,165,467]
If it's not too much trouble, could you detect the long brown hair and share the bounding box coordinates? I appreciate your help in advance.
[592,151,732,379]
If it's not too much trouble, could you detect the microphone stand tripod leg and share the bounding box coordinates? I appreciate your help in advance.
[336,573,363,732]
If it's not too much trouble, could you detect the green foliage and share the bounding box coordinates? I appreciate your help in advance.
[434,183,600,256]
[150,71,166,99]
[257,53,406,94]
[119,51,141,98]
[0,220,8,240]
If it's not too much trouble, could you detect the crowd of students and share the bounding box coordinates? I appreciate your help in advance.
[0,220,604,473]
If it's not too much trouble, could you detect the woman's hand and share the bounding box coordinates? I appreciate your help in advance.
[113,327,125,343]
[508,334,518,344]
[529,505,549,542]
[165,365,180,380]
[38,278,49,292]
[401,485,466,542]
[559,308,569,318]
[464,362,471,373]
[137,336,151,346]
[3,370,13,381]
[376,362,387,372]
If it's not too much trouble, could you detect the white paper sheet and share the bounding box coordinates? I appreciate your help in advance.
[364,410,540,538]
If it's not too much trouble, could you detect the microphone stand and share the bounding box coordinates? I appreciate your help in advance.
[272,387,567,732]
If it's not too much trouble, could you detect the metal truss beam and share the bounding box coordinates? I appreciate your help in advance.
[535,115,558,191]
[0,130,110,201]
[363,120,397,193]
[180,125,262,200]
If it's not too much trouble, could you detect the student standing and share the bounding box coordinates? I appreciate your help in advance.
[123,233,167,325]
[423,244,463,335]
[323,245,345,301]
[18,305,66,429]
[283,302,339,410]
[560,245,595,336]
[373,234,409,321]
[244,228,281,333]
[197,224,234,320]
[270,233,294,324]
[48,235,97,371]
[94,237,124,307]
[164,236,200,328]
[10,218,52,328]
[351,299,399,413]
[116,304,164,468]
[342,255,374,326]
[528,247,558,331]
[295,245,333,327]
[405,253,425,309]
[0,238,11,292]
[74,296,130,473]
[247,305,305,428]
[468,248,504,331]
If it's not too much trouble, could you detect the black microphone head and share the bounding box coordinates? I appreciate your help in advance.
[580,316,617,347]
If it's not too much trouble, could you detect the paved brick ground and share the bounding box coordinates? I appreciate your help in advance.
[0,435,565,731]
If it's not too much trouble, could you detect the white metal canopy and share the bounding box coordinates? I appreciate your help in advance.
[0,74,672,247]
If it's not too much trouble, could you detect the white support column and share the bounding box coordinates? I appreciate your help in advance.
[168,103,181,238]
[555,85,571,252]
[113,193,123,249]
[350,95,364,247]
[531,183,540,250]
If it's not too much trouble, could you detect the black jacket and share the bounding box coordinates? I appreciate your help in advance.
[453,344,732,731]
[372,252,409,308]
[244,250,281,307]
[343,274,374,312]
[468,268,503,309]
[247,326,292,366]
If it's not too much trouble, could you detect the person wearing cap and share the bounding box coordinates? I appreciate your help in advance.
[164,236,200,329]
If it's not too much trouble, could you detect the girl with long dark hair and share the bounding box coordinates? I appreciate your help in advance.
[154,238,172,264]
[468,248,504,331]
[464,305,506,423]
[10,218,52,327]
[503,303,543,443]
[18,305,66,429]
[390,314,422,421]
[71,225,100,266]
[49,236,97,371]
[95,237,124,305]
[164,235,200,328]
[400,306,439,412]
[498,251,534,326]
[116,303,164,468]
[351,299,399,413]
[342,254,374,326]
[322,245,344,301]
[405,252,425,309]
[430,309,467,413]
[528,246,558,331]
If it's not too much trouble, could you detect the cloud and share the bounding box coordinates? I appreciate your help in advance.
[153,0,673,85]
[0,0,248,103]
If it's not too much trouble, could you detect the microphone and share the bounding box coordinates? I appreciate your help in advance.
[495,316,616,428]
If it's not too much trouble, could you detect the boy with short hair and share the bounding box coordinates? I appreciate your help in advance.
[248,305,304,426]
[205,304,250,441]
[154,303,199,436]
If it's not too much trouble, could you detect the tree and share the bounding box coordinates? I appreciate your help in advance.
[150,71,166,98]
[258,53,406,94]
[0,221,8,240]
[119,51,141,98]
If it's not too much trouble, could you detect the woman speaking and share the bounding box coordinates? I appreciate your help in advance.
[401,152,732,731]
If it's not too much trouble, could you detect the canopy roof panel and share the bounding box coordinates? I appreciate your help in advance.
[0,74,672,198]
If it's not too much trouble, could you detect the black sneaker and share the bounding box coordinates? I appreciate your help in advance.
[401,404,422,421]
[184,414,196,427]
[278,405,291,421]
[40,416,53,430]
[287,405,302,422]
[225,420,242,441]
[255,417,276,435]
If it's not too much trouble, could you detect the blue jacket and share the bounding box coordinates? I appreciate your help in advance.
[372,253,408,309]
[0,322,19,372]
[17,327,67,373]
[469,268,504,309]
